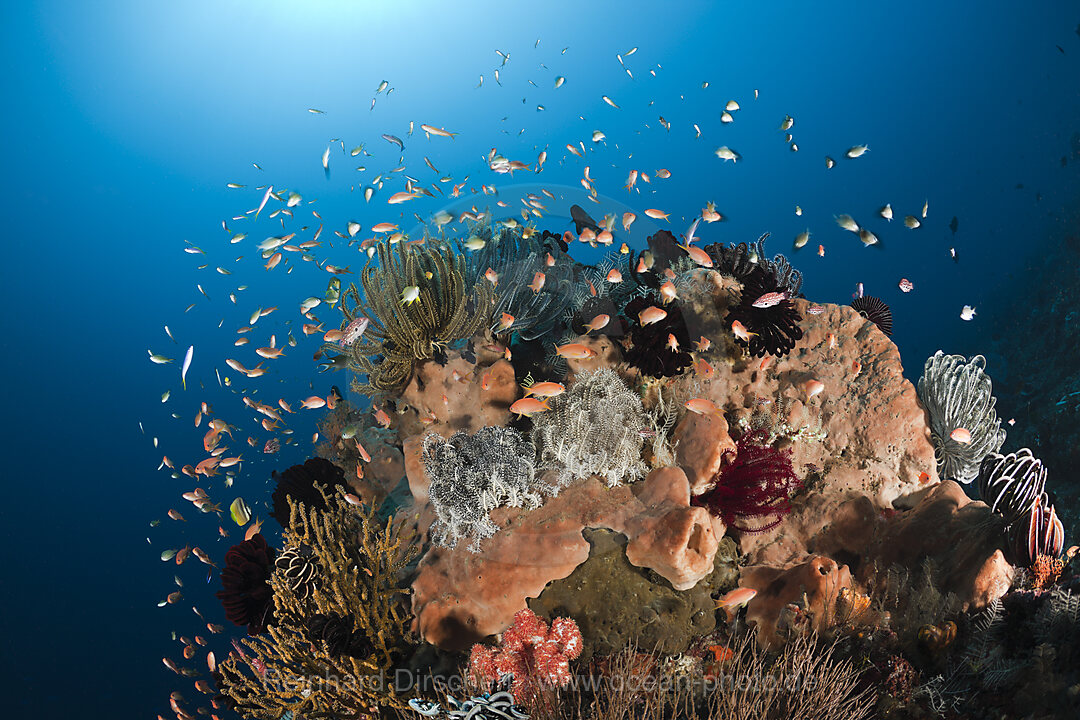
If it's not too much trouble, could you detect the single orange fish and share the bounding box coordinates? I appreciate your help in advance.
[731,320,756,341]
[528,271,546,292]
[678,243,713,267]
[950,427,972,444]
[685,398,722,416]
[510,397,551,418]
[523,381,565,398]
[584,314,610,333]
[659,280,678,304]
[554,342,596,360]
[715,587,757,622]
[638,306,668,325]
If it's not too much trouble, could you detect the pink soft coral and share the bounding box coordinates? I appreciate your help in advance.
[692,429,801,533]
[468,609,583,701]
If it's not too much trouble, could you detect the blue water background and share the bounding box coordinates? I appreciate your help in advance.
[2,2,1078,717]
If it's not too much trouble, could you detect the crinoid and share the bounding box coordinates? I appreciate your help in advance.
[270,458,351,528]
[725,265,804,358]
[1009,494,1065,566]
[977,448,1047,526]
[692,429,802,532]
[623,293,694,378]
[850,295,893,336]
[917,351,1006,483]
[216,533,276,635]
[422,426,541,551]
[322,239,493,396]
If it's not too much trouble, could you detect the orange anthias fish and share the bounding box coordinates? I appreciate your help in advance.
[554,342,596,360]
[685,398,722,417]
[584,314,610,333]
[950,427,972,444]
[659,280,678,304]
[803,379,825,398]
[638,306,668,326]
[510,397,550,418]
[678,243,713,267]
[715,587,758,622]
[528,271,546,292]
[731,320,756,342]
[523,381,565,398]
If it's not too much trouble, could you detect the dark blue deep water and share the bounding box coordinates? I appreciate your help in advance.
[3,2,1079,718]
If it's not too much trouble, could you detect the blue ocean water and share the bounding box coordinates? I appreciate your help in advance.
[2,1,1078,717]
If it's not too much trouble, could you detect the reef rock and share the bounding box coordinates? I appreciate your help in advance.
[672,277,940,567]
[411,466,721,649]
[741,556,855,648]
[530,530,740,661]
[396,350,519,439]
[743,481,1014,646]
[673,411,737,495]
[863,480,1014,610]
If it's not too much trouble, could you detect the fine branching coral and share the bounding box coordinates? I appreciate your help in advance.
[725,264,804,358]
[216,533,277,635]
[270,458,352,528]
[531,368,648,490]
[325,239,493,396]
[917,351,1006,483]
[692,429,801,533]
[513,630,873,720]
[850,295,893,336]
[421,426,541,551]
[216,489,418,719]
[622,294,693,378]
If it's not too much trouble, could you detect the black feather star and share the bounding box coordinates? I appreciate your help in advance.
[623,293,694,377]
[851,296,893,336]
[726,267,804,358]
[270,458,351,528]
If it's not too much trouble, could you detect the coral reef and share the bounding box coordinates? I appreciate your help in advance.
[530,368,647,489]
[530,531,740,660]
[411,467,721,649]
[917,351,1006,483]
[422,426,541,551]
[216,490,418,718]
[216,533,276,635]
